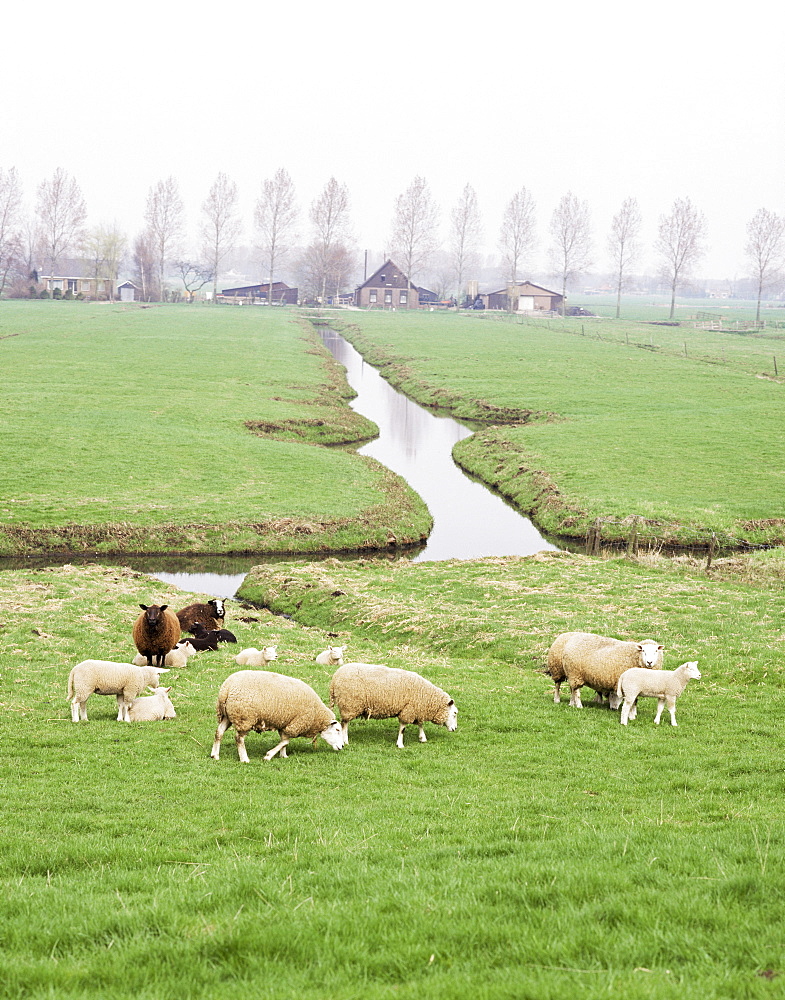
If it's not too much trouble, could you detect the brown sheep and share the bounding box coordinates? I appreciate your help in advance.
[175,599,225,633]
[132,604,181,668]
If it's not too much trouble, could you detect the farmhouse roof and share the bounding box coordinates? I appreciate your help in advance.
[356,259,416,291]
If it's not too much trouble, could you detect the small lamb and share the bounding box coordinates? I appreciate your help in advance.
[546,631,664,708]
[234,646,278,667]
[129,687,176,721]
[618,661,701,726]
[211,669,344,762]
[329,662,458,748]
[67,660,169,722]
[315,645,346,667]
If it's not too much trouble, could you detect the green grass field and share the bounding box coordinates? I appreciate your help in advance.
[336,309,785,548]
[2,552,784,999]
[0,302,430,555]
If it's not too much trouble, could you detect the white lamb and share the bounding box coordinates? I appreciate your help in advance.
[211,669,344,762]
[129,687,176,721]
[546,631,664,708]
[234,646,278,667]
[329,662,458,749]
[618,661,701,726]
[133,640,197,669]
[315,645,346,667]
[67,660,169,722]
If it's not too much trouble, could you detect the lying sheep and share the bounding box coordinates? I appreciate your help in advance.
[210,670,344,762]
[129,687,176,721]
[67,660,169,722]
[176,599,225,633]
[329,662,458,748]
[133,640,197,669]
[316,645,346,667]
[186,624,237,650]
[546,631,664,708]
[618,661,701,726]
[133,604,181,667]
[234,646,277,667]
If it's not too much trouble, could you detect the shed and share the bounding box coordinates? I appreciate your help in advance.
[482,281,563,313]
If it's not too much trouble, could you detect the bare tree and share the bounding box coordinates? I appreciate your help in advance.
[144,176,185,301]
[389,175,440,285]
[309,177,351,304]
[498,186,537,284]
[0,167,23,296]
[201,172,242,303]
[254,168,298,305]
[174,260,214,303]
[549,192,593,316]
[83,222,127,299]
[607,196,642,319]
[36,167,87,281]
[449,183,482,300]
[655,196,707,320]
[133,231,158,302]
[745,207,785,323]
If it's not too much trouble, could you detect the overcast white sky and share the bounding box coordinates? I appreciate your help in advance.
[2,0,783,281]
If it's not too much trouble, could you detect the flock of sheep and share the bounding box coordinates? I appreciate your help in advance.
[65,597,701,761]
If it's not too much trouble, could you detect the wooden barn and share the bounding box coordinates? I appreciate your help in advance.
[219,281,298,305]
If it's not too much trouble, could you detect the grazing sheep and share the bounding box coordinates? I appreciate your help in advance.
[329,662,458,749]
[316,645,346,667]
[133,640,197,669]
[210,670,344,762]
[133,604,181,668]
[129,687,176,721]
[234,646,278,667]
[176,599,226,633]
[618,661,701,726]
[67,660,169,722]
[546,631,664,708]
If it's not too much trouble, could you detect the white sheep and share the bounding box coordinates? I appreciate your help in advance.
[234,645,278,667]
[618,661,701,726]
[329,662,458,749]
[129,687,176,721]
[210,669,344,762]
[67,660,169,722]
[133,640,197,669]
[546,631,664,708]
[315,645,346,667]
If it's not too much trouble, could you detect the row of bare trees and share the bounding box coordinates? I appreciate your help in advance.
[2,164,784,318]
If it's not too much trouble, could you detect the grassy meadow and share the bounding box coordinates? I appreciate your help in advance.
[2,552,785,999]
[335,309,785,548]
[0,301,430,555]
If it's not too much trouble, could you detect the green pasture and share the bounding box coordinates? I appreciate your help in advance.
[0,302,430,555]
[336,310,785,547]
[2,552,784,998]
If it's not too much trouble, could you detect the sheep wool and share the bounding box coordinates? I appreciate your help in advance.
[67,660,169,722]
[129,687,176,721]
[176,600,225,633]
[546,631,664,708]
[618,661,701,726]
[234,646,277,667]
[211,669,344,762]
[133,604,181,668]
[329,662,458,748]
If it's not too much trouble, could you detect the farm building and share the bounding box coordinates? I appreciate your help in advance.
[117,280,139,302]
[482,281,563,313]
[39,274,115,299]
[355,260,419,309]
[219,281,298,305]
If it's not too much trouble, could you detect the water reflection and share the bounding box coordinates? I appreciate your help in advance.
[320,329,557,561]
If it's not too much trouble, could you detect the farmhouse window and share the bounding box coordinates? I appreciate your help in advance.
[400,290,407,304]
[384,290,392,304]
[369,290,377,303]
[81,281,91,292]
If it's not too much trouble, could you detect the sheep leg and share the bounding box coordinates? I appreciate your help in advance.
[116,694,126,722]
[553,681,561,704]
[340,721,349,744]
[210,716,232,759]
[666,696,678,726]
[264,736,290,761]
[653,698,665,725]
[235,730,251,763]
[568,686,583,708]
[620,700,631,726]
[417,724,427,743]
[629,699,638,721]
[70,698,84,722]
[396,723,407,748]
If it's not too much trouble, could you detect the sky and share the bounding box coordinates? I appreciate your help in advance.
[2,0,783,283]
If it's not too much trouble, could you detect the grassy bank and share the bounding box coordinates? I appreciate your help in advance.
[2,553,784,998]
[0,302,430,555]
[333,310,785,548]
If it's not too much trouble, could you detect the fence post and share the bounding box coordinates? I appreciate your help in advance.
[706,532,717,570]
[775,356,779,376]
[626,516,639,557]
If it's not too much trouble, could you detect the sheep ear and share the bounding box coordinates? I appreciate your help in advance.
[160,604,168,611]
[447,699,455,706]
[657,645,664,651]
[139,604,148,610]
